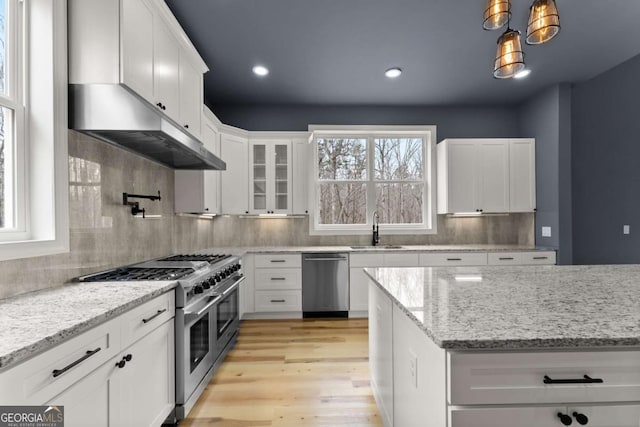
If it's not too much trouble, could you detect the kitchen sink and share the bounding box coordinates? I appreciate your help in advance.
[350,245,404,249]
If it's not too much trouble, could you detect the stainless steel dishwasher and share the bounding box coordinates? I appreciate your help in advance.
[302,253,349,317]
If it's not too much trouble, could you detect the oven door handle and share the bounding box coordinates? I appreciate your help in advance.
[222,275,245,297]
[184,295,222,323]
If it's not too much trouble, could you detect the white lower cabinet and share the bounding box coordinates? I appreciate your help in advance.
[368,282,640,427]
[369,282,394,427]
[0,292,175,427]
[252,254,302,317]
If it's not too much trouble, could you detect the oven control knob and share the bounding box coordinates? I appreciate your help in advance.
[207,277,216,286]
[202,281,211,289]
[235,264,241,271]
[221,271,228,279]
[215,274,222,282]
[194,285,204,294]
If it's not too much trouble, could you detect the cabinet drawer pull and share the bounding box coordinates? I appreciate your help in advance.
[270,299,286,303]
[446,258,462,261]
[270,260,286,263]
[543,374,603,384]
[142,309,167,324]
[270,277,286,281]
[533,256,549,260]
[498,257,514,260]
[52,347,102,378]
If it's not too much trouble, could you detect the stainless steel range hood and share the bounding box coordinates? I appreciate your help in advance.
[69,84,226,170]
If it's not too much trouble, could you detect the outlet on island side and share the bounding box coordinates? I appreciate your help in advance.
[623,225,630,235]
[542,226,552,237]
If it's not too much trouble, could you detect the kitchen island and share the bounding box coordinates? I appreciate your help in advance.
[365,265,640,427]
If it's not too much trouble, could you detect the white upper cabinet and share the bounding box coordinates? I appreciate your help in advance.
[174,112,220,214]
[220,133,249,214]
[69,0,208,128]
[509,139,536,212]
[121,0,154,102]
[249,139,293,214]
[152,17,181,121]
[292,138,311,215]
[178,51,204,138]
[438,138,535,214]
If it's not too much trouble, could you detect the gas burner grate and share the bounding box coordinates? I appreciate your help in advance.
[158,254,230,263]
[81,267,195,282]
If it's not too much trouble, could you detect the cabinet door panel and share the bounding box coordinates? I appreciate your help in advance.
[446,142,478,213]
[349,268,369,312]
[113,320,175,427]
[292,139,310,215]
[48,361,115,427]
[179,54,203,138]
[449,406,566,427]
[121,0,154,102]
[368,282,393,427]
[153,19,180,120]
[478,141,509,213]
[567,404,640,427]
[220,134,249,214]
[509,139,536,212]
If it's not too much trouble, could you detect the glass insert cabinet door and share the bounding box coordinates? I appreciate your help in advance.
[249,140,292,214]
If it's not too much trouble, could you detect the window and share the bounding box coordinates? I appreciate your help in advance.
[0,0,69,260]
[310,126,436,235]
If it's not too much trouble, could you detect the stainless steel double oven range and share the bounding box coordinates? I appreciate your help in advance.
[79,253,244,420]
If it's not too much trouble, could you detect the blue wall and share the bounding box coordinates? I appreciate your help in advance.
[517,84,573,264]
[212,104,520,139]
[571,54,640,264]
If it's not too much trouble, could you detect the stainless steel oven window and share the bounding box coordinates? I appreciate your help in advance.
[216,289,238,339]
[190,312,211,372]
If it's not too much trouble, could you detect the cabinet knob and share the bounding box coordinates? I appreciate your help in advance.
[245,211,249,214]
[184,124,189,128]
[116,359,126,369]
[124,354,132,362]
[572,412,588,425]
[162,105,166,111]
[557,413,573,426]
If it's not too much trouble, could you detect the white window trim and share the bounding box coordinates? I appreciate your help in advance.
[308,125,437,236]
[0,0,69,261]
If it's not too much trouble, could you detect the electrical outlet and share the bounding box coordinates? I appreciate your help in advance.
[542,226,552,237]
[409,350,418,389]
[623,225,630,235]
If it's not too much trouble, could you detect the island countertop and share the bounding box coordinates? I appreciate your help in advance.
[365,264,640,350]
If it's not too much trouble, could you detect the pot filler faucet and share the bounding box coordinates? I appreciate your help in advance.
[372,211,380,246]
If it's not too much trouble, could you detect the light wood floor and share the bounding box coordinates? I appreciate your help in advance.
[180,318,382,427]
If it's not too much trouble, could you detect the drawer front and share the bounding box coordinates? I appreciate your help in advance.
[120,291,175,349]
[519,251,556,265]
[255,268,301,290]
[0,319,121,404]
[255,254,301,268]
[449,350,640,405]
[383,253,420,267]
[450,405,640,427]
[350,253,384,268]
[450,405,566,427]
[255,290,302,312]
[420,252,488,266]
[487,252,523,265]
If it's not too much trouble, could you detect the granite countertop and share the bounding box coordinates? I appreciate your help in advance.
[0,280,177,371]
[202,244,552,255]
[365,265,640,351]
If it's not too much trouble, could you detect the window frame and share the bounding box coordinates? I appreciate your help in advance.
[0,0,69,260]
[309,125,437,236]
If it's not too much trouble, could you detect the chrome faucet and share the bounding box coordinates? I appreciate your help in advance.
[372,211,380,246]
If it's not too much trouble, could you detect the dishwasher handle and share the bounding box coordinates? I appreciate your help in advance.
[304,257,348,261]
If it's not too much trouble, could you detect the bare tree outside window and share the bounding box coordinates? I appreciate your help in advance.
[316,136,426,227]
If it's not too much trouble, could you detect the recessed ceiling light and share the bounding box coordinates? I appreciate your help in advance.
[385,67,402,78]
[514,69,532,79]
[252,65,269,76]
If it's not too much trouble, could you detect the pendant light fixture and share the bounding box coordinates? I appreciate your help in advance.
[526,0,560,45]
[483,0,511,30]
[493,26,525,79]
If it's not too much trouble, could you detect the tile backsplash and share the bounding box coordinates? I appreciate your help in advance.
[0,131,534,300]
[0,131,215,299]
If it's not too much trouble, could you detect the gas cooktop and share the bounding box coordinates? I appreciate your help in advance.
[80,266,195,282]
